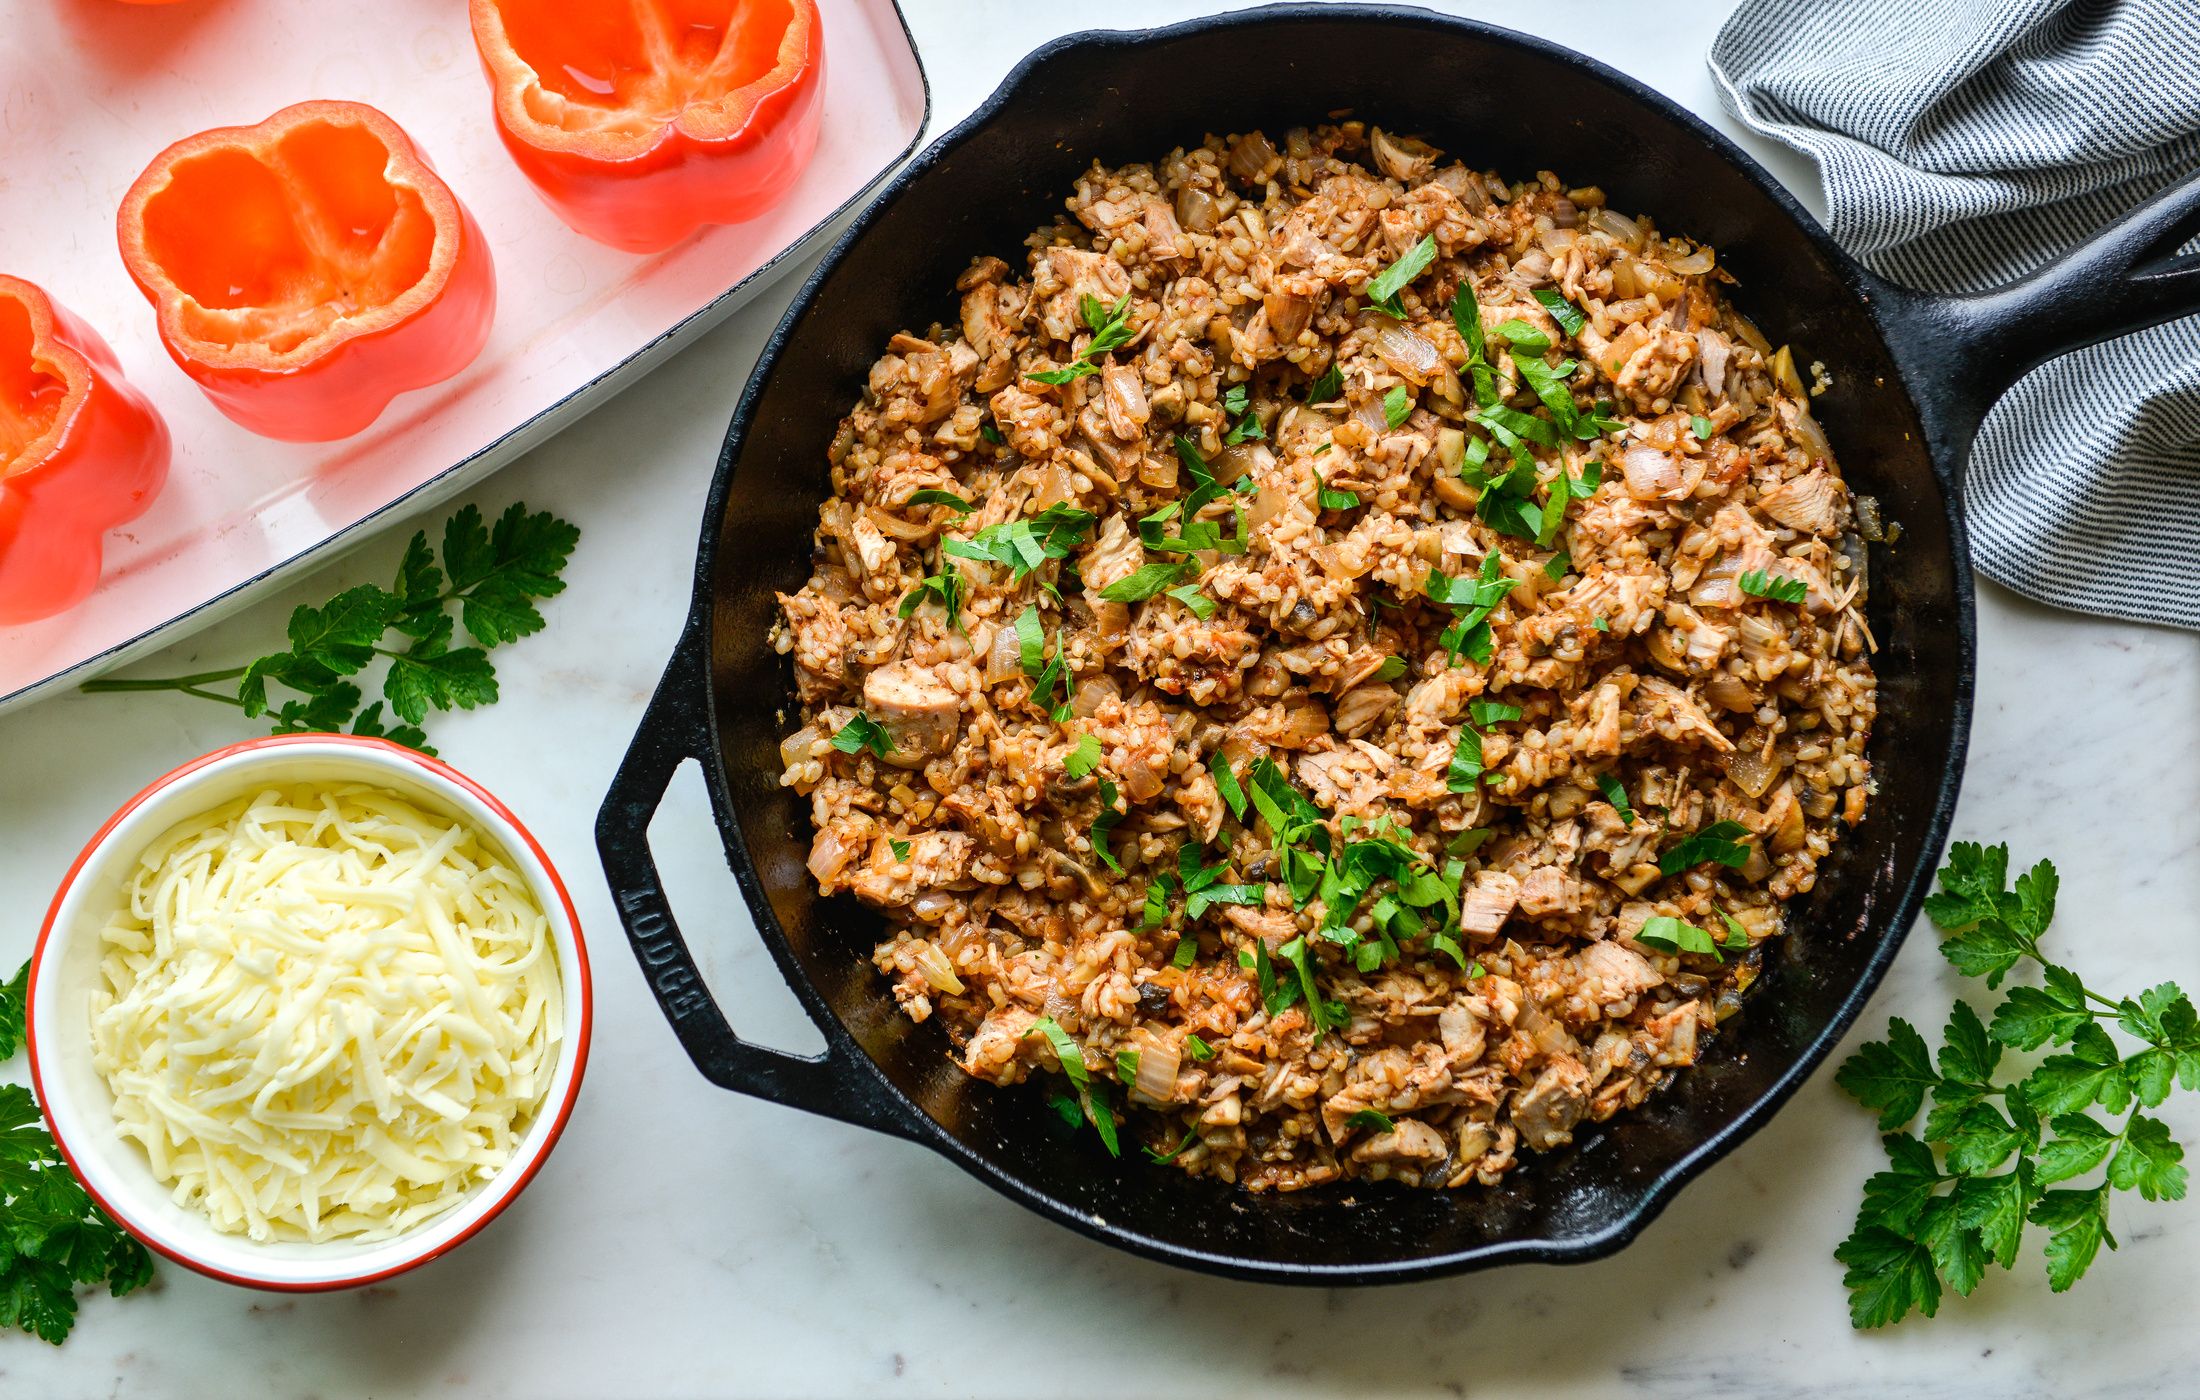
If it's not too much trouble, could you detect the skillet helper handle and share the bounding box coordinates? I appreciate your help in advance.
[596,624,918,1141]
[1891,167,2200,455]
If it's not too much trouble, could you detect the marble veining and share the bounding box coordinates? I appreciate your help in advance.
[2,2,2193,1395]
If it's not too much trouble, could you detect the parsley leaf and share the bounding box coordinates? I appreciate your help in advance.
[888,838,912,862]
[1532,287,1586,337]
[1344,1109,1396,1134]
[1091,777,1126,873]
[86,503,577,753]
[1636,915,1722,961]
[1027,1016,1119,1156]
[1305,364,1343,404]
[1596,772,1635,826]
[830,712,896,758]
[0,958,25,1059]
[1836,1018,1939,1131]
[1740,568,1809,605]
[1314,469,1360,512]
[1063,733,1102,779]
[1657,819,1751,875]
[0,1045,155,1344]
[1209,751,1247,821]
[1364,234,1436,318]
[1029,293,1136,385]
[905,488,974,513]
[1099,559,1198,603]
[1382,384,1412,429]
[946,505,1095,581]
[1165,583,1217,618]
[1690,414,1716,440]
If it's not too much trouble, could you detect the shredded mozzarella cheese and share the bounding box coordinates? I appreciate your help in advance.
[90,782,562,1243]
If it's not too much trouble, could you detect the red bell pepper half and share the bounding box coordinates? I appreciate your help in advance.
[470,0,825,253]
[116,101,497,442]
[0,277,172,626]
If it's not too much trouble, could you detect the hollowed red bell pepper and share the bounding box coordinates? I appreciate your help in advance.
[470,0,825,254]
[0,278,172,625]
[116,101,497,442]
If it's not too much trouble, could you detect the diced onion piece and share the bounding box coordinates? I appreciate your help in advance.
[1373,325,1443,384]
[984,621,1023,685]
[1587,206,1645,249]
[1175,185,1220,234]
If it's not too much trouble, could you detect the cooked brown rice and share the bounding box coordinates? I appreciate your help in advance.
[772,122,1876,1190]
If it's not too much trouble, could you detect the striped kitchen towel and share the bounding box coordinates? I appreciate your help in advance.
[1710,0,2200,631]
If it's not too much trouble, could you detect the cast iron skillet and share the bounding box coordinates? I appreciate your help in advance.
[595,5,2200,1283]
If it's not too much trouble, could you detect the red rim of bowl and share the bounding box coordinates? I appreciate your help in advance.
[26,733,594,1292]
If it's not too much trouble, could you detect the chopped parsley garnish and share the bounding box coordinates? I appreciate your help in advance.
[1026,1015,1119,1155]
[1145,1120,1203,1164]
[1446,828,1493,857]
[1166,583,1216,618]
[830,712,894,758]
[905,488,974,513]
[944,504,1095,581]
[1187,883,1265,921]
[1636,914,1723,960]
[1209,751,1248,820]
[1171,935,1198,968]
[1445,726,1485,792]
[1592,615,1610,633]
[1364,234,1437,318]
[886,839,912,863]
[1115,1049,1141,1084]
[1492,320,1551,355]
[1453,286,1497,407]
[1029,292,1136,385]
[978,420,1005,445]
[1544,549,1572,581]
[1741,568,1810,604]
[1657,819,1752,875]
[1717,909,1753,950]
[1222,382,1266,444]
[1533,287,1587,337]
[1382,384,1412,429]
[1691,414,1717,440]
[1185,1034,1215,1061]
[1015,605,1073,720]
[1344,1109,1397,1134]
[1305,363,1343,404]
[1469,699,1521,725]
[1315,469,1360,511]
[897,559,966,631]
[1091,777,1126,872]
[1373,655,1408,682]
[1099,559,1198,603]
[1598,772,1635,826]
[1423,552,1518,666]
[1064,733,1102,779]
[1536,459,1603,550]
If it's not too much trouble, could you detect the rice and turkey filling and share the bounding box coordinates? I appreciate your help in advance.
[772,122,1877,1191]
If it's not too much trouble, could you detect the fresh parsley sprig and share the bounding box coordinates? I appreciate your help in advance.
[79,504,578,756]
[0,961,155,1344]
[1834,842,2197,1328]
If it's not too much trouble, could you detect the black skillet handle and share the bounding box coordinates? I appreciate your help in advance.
[596,623,920,1142]
[1876,167,2200,464]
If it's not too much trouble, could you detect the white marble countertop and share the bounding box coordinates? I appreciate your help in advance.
[5,2,2195,1395]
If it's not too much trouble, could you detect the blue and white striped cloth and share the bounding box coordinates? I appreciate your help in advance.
[1710,0,2200,631]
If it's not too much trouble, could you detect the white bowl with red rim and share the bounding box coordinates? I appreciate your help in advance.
[26,733,593,1291]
